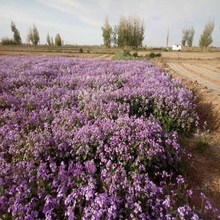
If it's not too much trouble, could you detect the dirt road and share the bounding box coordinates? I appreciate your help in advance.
[167,60,220,94]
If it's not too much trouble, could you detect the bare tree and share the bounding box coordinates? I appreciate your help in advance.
[199,20,214,48]
[27,25,40,46]
[47,33,51,46]
[101,17,112,48]
[182,28,189,46]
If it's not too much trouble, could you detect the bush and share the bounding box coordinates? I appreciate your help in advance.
[156,52,161,57]
[122,49,130,56]
[148,52,156,58]
[132,52,138,57]
[79,48,83,53]
[112,50,133,60]
[147,52,162,59]
[1,38,16,45]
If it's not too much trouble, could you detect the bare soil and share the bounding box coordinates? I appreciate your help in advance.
[154,51,220,213]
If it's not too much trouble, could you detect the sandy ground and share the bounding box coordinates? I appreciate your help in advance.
[154,51,220,212]
[167,61,220,94]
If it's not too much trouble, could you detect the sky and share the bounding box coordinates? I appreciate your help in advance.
[0,0,219,47]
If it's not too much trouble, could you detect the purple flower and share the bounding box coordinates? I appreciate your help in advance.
[84,160,96,174]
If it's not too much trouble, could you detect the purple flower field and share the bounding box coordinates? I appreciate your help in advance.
[0,56,205,219]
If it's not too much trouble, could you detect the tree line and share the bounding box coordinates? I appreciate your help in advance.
[102,16,144,49]
[181,20,214,48]
[102,18,216,49]
[0,19,216,48]
[1,21,63,46]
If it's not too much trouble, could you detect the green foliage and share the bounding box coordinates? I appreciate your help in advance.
[55,33,62,46]
[112,50,161,60]
[79,48,83,53]
[27,25,40,46]
[122,49,130,56]
[1,38,16,45]
[101,17,112,48]
[102,16,144,49]
[195,136,209,153]
[112,50,132,60]
[199,20,214,48]
[187,27,195,47]
[1,21,22,45]
[11,21,22,45]
[117,16,144,49]
[194,121,210,153]
[147,52,161,59]
[132,52,138,57]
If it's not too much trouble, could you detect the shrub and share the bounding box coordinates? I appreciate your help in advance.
[156,52,161,57]
[132,52,138,57]
[122,49,130,56]
[112,50,132,60]
[149,52,156,58]
[1,38,16,45]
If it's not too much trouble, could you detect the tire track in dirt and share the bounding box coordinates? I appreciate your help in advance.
[182,63,220,80]
[167,62,220,94]
[198,63,220,74]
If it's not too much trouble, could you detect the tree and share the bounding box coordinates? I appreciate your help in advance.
[55,33,62,46]
[101,17,112,48]
[117,16,127,47]
[11,21,22,45]
[182,26,195,47]
[111,26,118,47]
[51,37,54,46]
[187,27,195,47]
[117,16,144,48]
[47,33,51,45]
[27,25,40,46]
[182,28,189,46]
[199,20,214,48]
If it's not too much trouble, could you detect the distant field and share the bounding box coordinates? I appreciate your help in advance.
[1,44,220,58]
[0,45,120,58]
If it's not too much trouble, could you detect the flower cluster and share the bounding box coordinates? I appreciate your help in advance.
[0,56,200,219]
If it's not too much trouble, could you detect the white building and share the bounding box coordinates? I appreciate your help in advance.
[172,44,182,51]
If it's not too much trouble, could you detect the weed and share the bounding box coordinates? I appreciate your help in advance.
[194,122,210,153]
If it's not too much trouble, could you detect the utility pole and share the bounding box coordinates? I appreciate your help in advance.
[166,28,169,50]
